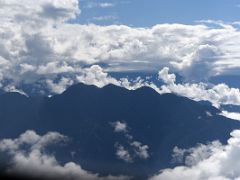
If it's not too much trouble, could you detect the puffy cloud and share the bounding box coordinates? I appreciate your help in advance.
[171,142,223,166]
[130,141,150,160]
[220,111,240,121]
[158,67,240,107]
[0,0,80,93]
[158,67,176,84]
[7,61,240,110]
[49,65,240,112]
[112,122,150,163]
[1,0,240,109]
[0,0,240,94]
[149,130,240,180]
[75,65,149,91]
[0,130,130,180]
[111,121,128,133]
[115,143,133,163]
[46,77,74,94]
[114,141,150,163]
[0,0,80,26]
[76,65,120,88]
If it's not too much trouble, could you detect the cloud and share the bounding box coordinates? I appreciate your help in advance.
[99,3,115,8]
[115,141,150,163]
[75,65,151,91]
[46,77,74,94]
[1,0,240,94]
[158,67,176,84]
[7,61,240,111]
[74,65,240,110]
[130,141,150,160]
[1,0,240,108]
[157,67,240,107]
[115,143,133,163]
[111,121,150,163]
[149,130,240,180]
[111,121,128,133]
[220,111,240,121]
[171,142,223,166]
[3,85,28,97]
[205,111,213,117]
[84,2,115,9]
[0,0,80,25]
[0,130,130,180]
[76,65,120,88]
[92,16,117,21]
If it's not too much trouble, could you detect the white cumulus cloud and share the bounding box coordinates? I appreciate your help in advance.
[0,130,130,180]
[1,0,240,111]
[150,130,240,180]
[111,121,128,133]
[112,121,150,163]
[115,143,133,163]
[0,0,240,95]
[220,111,240,121]
[158,67,240,107]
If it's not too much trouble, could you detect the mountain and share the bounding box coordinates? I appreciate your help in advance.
[0,83,240,179]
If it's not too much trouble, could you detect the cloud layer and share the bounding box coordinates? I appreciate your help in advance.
[0,130,130,180]
[150,130,240,180]
[1,0,240,95]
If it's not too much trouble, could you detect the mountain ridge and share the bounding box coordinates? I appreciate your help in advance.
[0,83,239,179]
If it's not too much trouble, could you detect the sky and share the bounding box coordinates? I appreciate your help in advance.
[0,0,240,106]
[78,0,240,26]
[2,1,240,180]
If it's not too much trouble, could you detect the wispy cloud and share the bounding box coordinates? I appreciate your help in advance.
[84,2,115,9]
[92,15,117,21]
[99,3,115,8]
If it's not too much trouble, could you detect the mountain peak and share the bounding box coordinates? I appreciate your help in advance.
[1,81,239,178]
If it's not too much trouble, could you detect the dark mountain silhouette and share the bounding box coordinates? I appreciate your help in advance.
[0,83,240,179]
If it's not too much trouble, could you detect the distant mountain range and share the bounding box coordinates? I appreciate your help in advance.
[0,83,240,179]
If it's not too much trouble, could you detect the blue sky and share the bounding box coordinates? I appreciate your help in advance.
[78,0,240,26]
